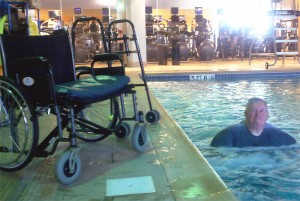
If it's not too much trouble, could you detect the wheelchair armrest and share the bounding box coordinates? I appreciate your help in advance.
[13,56,52,72]
[75,66,92,79]
[13,56,54,80]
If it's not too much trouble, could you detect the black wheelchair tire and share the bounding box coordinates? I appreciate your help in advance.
[114,121,131,139]
[145,110,161,124]
[0,76,39,171]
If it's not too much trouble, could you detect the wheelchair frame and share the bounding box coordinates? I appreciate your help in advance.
[0,29,148,184]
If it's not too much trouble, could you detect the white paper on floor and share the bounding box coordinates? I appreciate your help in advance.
[106,176,156,196]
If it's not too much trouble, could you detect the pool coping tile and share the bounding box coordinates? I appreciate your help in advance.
[145,71,300,81]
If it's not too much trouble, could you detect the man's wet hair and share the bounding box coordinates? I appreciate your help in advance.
[245,98,268,112]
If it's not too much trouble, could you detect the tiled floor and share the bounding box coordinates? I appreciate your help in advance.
[1,57,300,201]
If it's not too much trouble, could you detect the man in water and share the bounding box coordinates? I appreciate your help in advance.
[211,98,296,147]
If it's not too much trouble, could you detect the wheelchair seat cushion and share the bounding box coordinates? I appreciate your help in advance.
[55,75,130,104]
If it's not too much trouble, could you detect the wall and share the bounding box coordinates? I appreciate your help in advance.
[39,9,107,25]
[124,0,146,67]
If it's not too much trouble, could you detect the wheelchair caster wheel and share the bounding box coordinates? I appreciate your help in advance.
[265,62,269,69]
[55,149,82,185]
[115,122,131,139]
[131,124,148,152]
[145,110,161,124]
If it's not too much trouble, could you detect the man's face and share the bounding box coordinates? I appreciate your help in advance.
[245,101,269,128]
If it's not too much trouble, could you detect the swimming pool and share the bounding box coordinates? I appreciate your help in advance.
[148,76,300,201]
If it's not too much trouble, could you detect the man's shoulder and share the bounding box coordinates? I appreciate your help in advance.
[210,121,246,147]
[262,123,296,145]
[264,122,276,129]
[226,121,245,130]
[263,123,286,134]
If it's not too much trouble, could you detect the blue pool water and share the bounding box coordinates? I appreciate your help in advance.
[148,77,300,201]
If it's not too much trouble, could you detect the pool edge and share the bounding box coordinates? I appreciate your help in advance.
[144,70,300,81]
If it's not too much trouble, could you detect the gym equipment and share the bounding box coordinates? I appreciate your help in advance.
[198,40,215,61]
[171,35,180,65]
[167,7,190,63]
[146,42,159,62]
[145,8,159,63]
[192,10,215,62]
[145,8,168,63]
[215,7,242,61]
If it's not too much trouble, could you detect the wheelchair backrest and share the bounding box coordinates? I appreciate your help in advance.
[0,32,76,106]
[0,32,76,85]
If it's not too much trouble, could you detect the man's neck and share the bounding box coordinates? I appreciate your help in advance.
[249,127,263,136]
[245,122,264,136]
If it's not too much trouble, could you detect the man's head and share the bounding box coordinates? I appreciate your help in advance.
[244,98,269,129]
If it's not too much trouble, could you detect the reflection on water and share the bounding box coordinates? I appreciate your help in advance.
[149,78,300,201]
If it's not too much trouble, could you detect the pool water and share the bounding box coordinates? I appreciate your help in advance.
[148,77,300,201]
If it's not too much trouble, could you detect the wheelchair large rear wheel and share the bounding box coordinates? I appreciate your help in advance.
[0,77,39,171]
[75,98,119,142]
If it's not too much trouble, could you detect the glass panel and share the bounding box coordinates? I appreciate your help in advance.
[143,0,280,64]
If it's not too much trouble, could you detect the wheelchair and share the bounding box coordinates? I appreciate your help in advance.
[0,31,148,184]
